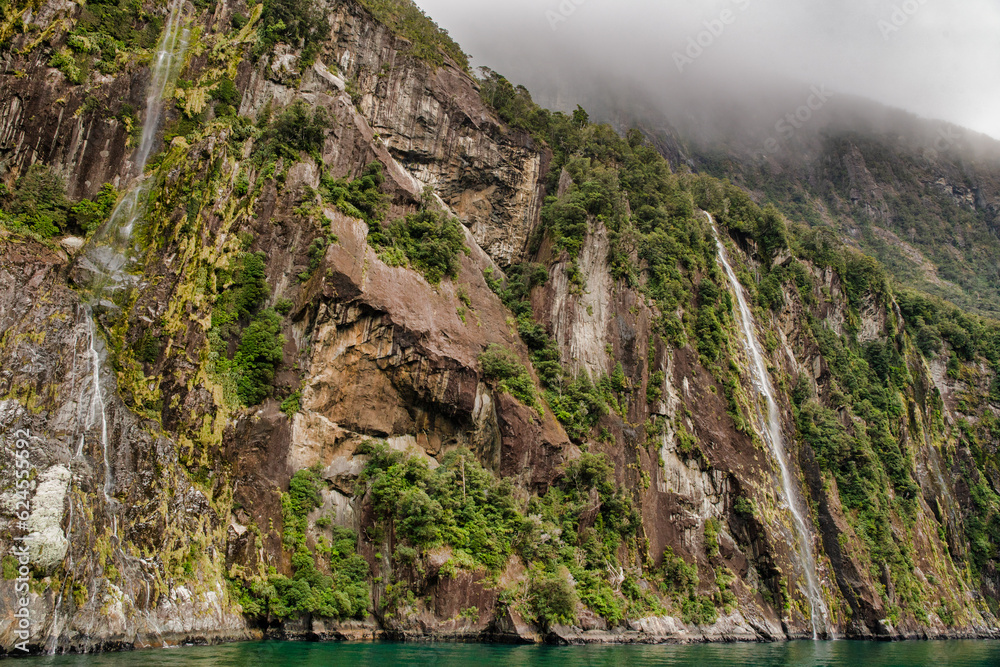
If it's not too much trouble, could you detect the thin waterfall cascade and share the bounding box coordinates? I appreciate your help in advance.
[80,0,190,299]
[49,3,190,649]
[709,214,833,640]
[75,0,190,486]
[84,312,113,510]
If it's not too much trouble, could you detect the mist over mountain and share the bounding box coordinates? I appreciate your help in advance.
[415,0,1000,315]
[416,0,1000,142]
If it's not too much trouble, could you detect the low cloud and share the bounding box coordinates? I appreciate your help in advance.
[415,0,1000,141]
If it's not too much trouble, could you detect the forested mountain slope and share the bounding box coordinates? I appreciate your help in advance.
[562,80,1000,317]
[0,0,998,654]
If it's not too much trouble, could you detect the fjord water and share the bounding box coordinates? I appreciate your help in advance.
[710,216,832,638]
[20,641,1000,666]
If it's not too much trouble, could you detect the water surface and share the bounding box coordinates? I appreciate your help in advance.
[20,640,1000,666]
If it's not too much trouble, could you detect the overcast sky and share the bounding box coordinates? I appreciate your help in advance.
[414,0,1000,140]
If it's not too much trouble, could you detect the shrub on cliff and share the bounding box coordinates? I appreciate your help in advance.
[484,264,618,441]
[209,253,286,407]
[209,79,241,116]
[540,195,588,258]
[352,442,644,626]
[259,0,329,68]
[233,252,270,318]
[48,48,85,85]
[212,252,270,334]
[2,168,122,239]
[574,568,625,625]
[369,192,466,284]
[272,101,329,157]
[1,164,70,238]
[233,467,370,621]
[479,344,541,412]
[389,209,465,283]
[526,566,578,629]
[479,69,551,137]
[322,161,389,226]
[695,303,724,363]
[658,547,698,597]
[757,204,789,264]
[75,0,162,56]
[281,465,323,550]
[71,183,119,235]
[546,373,608,442]
[234,308,285,406]
[357,441,521,571]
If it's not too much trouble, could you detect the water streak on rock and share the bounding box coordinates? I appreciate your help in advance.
[710,214,833,639]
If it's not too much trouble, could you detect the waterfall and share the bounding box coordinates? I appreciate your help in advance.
[132,0,189,184]
[76,0,190,471]
[85,312,114,512]
[709,214,833,639]
[83,0,190,296]
[52,2,190,652]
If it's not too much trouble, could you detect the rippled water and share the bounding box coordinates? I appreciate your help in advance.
[21,641,1000,666]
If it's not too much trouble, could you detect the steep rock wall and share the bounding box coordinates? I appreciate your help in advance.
[0,0,998,656]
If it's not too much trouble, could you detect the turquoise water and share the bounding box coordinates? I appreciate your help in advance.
[18,641,1000,666]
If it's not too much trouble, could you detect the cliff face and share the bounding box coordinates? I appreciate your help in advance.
[1,0,999,655]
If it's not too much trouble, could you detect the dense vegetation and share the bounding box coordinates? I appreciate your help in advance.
[359,442,520,572]
[232,466,370,620]
[478,68,1000,620]
[0,165,117,238]
[478,345,542,412]
[366,187,467,285]
[322,161,389,226]
[233,443,650,629]
[254,100,330,167]
[259,0,329,67]
[210,252,286,406]
[0,165,70,237]
[62,0,163,79]
[352,442,653,628]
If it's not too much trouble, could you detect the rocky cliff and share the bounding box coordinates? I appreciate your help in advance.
[1,0,999,655]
